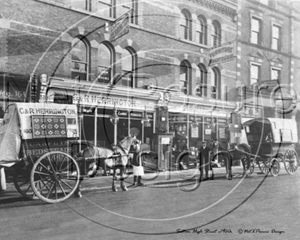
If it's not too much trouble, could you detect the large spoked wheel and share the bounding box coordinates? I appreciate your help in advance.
[13,164,38,200]
[248,159,255,175]
[283,149,298,175]
[30,151,80,204]
[270,158,280,177]
[257,160,269,175]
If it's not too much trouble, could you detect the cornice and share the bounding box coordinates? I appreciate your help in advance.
[187,0,237,17]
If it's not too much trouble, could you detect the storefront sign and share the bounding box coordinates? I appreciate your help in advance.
[209,42,236,65]
[97,67,111,84]
[204,117,217,123]
[218,118,227,124]
[66,92,156,111]
[14,103,78,139]
[130,111,143,118]
[261,80,278,91]
[191,126,199,138]
[189,115,203,122]
[109,11,130,42]
[82,107,95,115]
[161,137,170,144]
[169,114,187,122]
[117,110,128,117]
[219,127,226,139]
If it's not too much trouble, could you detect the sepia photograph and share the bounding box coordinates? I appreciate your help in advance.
[0,0,299,239]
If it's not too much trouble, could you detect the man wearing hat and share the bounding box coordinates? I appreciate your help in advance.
[198,141,214,180]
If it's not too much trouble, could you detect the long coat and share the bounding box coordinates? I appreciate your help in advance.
[198,146,212,173]
[130,143,144,176]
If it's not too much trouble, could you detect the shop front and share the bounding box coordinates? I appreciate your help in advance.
[169,113,230,150]
[46,79,157,150]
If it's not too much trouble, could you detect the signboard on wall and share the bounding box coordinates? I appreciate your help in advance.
[191,126,199,138]
[209,42,236,66]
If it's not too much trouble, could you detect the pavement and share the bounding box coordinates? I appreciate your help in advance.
[0,166,249,203]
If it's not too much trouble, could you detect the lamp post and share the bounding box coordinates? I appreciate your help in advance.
[141,106,150,125]
[109,104,119,145]
[191,110,199,128]
[109,104,119,125]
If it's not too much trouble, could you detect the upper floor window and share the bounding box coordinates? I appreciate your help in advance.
[259,0,275,7]
[180,61,191,95]
[250,63,261,85]
[121,47,136,87]
[97,43,113,84]
[70,0,90,11]
[272,25,281,51]
[271,67,281,81]
[196,16,207,45]
[195,64,207,97]
[180,10,192,40]
[251,17,261,45]
[211,20,221,47]
[98,0,116,18]
[117,0,138,24]
[71,37,89,81]
[211,67,221,99]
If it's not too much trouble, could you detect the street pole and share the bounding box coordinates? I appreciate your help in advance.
[0,168,6,191]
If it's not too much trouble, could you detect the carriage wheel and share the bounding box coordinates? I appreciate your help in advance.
[257,160,269,175]
[30,151,80,204]
[248,160,255,175]
[270,158,280,177]
[13,164,38,200]
[283,149,298,175]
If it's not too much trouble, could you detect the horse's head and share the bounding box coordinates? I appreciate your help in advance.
[119,136,141,152]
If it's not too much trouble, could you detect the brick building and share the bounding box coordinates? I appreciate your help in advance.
[236,0,300,122]
[0,0,240,158]
[1,0,299,170]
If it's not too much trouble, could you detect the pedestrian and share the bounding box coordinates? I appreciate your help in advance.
[198,141,214,180]
[130,136,144,187]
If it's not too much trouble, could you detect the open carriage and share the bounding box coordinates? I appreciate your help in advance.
[0,103,96,203]
[243,117,299,176]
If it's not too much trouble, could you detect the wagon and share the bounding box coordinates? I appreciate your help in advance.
[243,117,299,177]
[211,117,299,179]
[0,103,95,203]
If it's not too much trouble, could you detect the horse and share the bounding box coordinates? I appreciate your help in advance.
[74,136,139,197]
[211,140,251,180]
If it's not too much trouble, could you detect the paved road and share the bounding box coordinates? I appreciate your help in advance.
[0,169,299,240]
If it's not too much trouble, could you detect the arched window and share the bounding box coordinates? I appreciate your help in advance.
[180,10,192,40]
[212,20,221,47]
[196,15,207,45]
[121,47,136,87]
[211,67,221,99]
[71,37,89,81]
[195,64,207,97]
[97,43,113,84]
[180,61,191,95]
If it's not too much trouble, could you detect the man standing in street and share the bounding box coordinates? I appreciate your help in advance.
[198,141,214,181]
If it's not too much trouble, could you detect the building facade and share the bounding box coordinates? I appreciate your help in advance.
[0,0,299,168]
[237,0,300,122]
